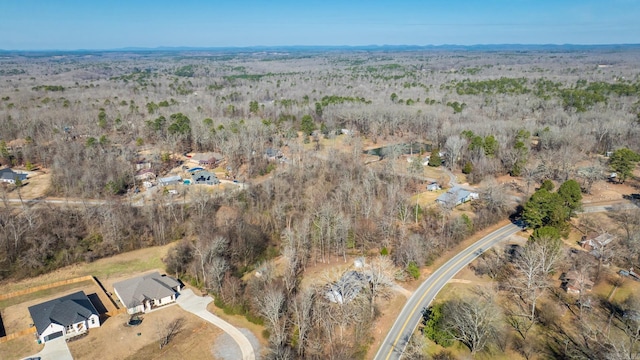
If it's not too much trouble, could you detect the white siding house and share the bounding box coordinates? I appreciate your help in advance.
[113,272,182,314]
[28,291,100,343]
[0,168,27,184]
[427,182,441,191]
[158,175,182,186]
[436,186,479,206]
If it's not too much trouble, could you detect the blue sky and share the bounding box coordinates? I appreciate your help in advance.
[1,0,639,50]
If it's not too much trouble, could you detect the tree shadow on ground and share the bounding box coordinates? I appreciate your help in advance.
[0,312,6,337]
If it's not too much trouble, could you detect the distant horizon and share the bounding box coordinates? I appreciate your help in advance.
[2,43,640,53]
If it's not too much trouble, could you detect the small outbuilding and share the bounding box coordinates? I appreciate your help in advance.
[427,182,441,191]
[135,161,152,171]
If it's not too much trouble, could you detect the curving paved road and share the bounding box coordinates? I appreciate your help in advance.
[177,289,256,360]
[374,223,522,360]
[374,201,638,360]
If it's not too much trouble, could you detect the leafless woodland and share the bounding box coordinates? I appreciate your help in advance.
[1,47,640,359]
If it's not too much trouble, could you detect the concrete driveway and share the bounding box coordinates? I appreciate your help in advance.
[177,289,255,360]
[25,337,73,360]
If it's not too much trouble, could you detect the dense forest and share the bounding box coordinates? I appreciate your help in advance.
[1,47,640,359]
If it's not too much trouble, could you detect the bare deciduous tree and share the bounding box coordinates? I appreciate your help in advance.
[578,162,605,194]
[502,236,562,338]
[207,256,228,294]
[443,135,465,170]
[158,317,184,349]
[617,295,640,360]
[290,288,315,357]
[403,331,428,360]
[365,255,397,317]
[192,235,227,290]
[480,178,511,216]
[257,286,287,348]
[443,291,502,355]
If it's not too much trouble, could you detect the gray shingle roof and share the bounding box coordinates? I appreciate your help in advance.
[436,186,476,205]
[158,175,182,184]
[28,291,99,335]
[113,272,180,309]
[0,168,27,182]
[192,170,218,183]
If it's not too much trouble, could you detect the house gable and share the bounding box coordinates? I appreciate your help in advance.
[158,175,182,186]
[427,182,441,191]
[0,168,28,184]
[113,272,181,313]
[28,291,100,341]
[436,186,479,206]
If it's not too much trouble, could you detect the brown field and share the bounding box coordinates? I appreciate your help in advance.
[423,166,452,183]
[583,179,635,203]
[411,190,444,208]
[1,169,51,200]
[68,305,221,360]
[0,332,43,360]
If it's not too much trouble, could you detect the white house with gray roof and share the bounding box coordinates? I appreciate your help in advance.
[113,272,182,314]
[0,167,27,184]
[28,291,100,343]
[436,186,479,206]
[158,175,182,186]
